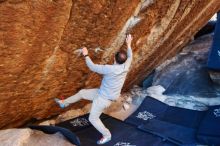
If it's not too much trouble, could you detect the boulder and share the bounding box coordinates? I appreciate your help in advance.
[0,128,74,146]
[0,0,220,128]
[145,34,220,111]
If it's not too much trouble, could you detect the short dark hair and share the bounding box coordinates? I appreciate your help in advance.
[115,50,127,64]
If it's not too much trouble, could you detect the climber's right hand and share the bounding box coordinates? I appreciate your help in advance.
[126,34,132,48]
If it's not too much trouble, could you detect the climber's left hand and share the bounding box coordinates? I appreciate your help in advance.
[82,47,88,56]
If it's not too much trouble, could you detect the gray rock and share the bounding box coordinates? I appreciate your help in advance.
[152,34,220,98]
[0,128,74,146]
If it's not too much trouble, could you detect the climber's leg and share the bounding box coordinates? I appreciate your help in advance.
[88,96,112,144]
[55,88,98,108]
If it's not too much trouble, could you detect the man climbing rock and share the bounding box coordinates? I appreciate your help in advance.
[55,34,133,145]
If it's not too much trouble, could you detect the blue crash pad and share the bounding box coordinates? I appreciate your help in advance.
[54,96,220,146]
[197,105,220,145]
[56,113,110,132]
[207,12,220,70]
[75,117,175,146]
[125,96,205,129]
[124,96,206,146]
[138,119,199,146]
[161,106,205,129]
[124,96,168,126]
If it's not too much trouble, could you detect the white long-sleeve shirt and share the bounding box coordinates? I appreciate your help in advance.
[85,48,132,100]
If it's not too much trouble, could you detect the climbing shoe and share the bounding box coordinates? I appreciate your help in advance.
[97,136,111,145]
[54,98,66,109]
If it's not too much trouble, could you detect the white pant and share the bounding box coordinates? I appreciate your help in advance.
[63,88,112,137]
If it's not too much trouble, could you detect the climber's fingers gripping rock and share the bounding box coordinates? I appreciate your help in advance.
[82,47,88,56]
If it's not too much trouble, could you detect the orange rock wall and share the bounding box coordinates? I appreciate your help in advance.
[0,0,219,128]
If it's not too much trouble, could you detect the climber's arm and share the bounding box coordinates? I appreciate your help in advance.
[82,47,113,74]
[124,34,133,68]
[85,56,113,74]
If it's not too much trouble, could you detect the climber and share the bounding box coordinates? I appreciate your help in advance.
[54,34,133,145]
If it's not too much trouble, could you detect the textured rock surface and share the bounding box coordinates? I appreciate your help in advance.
[0,0,220,128]
[153,34,220,98]
[41,34,220,125]
[0,128,74,146]
[145,35,220,110]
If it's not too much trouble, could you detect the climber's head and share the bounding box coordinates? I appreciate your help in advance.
[115,50,127,64]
